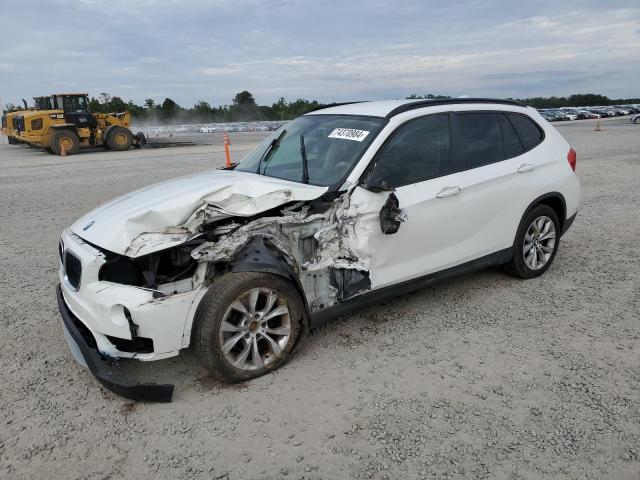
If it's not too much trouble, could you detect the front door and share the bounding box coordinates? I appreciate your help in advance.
[349,112,465,289]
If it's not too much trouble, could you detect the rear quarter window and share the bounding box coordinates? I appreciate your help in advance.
[499,114,524,158]
[508,114,544,151]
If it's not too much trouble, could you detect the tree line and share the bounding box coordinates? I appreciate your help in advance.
[89,91,640,124]
[88,91,322,124]
[5,91,639,123]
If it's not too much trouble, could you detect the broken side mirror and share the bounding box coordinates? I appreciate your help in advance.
[379,192,405,235]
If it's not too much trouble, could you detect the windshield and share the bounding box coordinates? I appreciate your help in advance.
[59,95,88,113]
[236,114,387,187]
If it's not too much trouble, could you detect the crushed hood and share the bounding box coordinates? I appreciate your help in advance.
[70,170,327,257]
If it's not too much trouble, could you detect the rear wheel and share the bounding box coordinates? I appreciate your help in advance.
[106,126,133,151]
[8,136,17,145]
[50,129,80,156]
[194,272,304,383]
[505,205,560,279]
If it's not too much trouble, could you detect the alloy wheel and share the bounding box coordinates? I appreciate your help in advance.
[218,287,291,370]
[523,215,556,270]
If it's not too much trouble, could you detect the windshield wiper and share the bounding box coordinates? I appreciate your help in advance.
[300,134,309,184]
[256,129,286,175]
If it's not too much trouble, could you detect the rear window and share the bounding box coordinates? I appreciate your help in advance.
[508,114,543,150]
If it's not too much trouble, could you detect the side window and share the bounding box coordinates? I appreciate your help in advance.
[499,114,524,158]
[508,114,543,151]
[457,113,503,168]
[369,113,451,187]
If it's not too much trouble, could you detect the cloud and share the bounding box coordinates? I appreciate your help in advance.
[0,0,639,108]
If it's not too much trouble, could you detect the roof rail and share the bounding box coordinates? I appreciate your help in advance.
[306,101,368,113]
[385,98,524,118]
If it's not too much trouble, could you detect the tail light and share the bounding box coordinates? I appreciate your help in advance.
[567,148,576,172]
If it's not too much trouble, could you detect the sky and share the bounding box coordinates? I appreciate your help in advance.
[0,0,639,108]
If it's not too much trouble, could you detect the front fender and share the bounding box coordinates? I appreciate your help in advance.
[228,237,311,342]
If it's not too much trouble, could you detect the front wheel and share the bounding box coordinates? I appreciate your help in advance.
[634,117,640,124]
[505,205,560,279]
[194,272,304,383]
[106,126,133,151]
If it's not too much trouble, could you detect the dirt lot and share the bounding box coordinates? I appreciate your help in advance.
[1,118,639,479]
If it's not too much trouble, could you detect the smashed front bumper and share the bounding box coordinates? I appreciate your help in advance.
[57,285,174,402]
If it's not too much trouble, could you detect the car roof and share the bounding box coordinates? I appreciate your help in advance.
[306,98,523,119]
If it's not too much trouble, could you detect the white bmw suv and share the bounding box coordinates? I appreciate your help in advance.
[57,98,580,401]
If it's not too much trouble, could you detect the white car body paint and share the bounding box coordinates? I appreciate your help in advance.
[70,170,327,257]
[59,99,581,366]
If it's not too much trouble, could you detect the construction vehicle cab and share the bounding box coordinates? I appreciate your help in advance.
[11,93,141,155]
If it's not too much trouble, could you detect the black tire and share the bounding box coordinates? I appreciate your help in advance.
[50,129,80,156]
[505,204,560,279]
[634,117,640,124]
[8,136,17,145]
[194,272,304,383]
[45,147,55,155]
[133,131,146,149]
[106,126,133,151]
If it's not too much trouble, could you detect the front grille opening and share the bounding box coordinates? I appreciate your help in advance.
[64,251,82,290]
[105,335,154,354]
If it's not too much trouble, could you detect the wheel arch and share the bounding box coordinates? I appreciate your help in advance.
[523,192,566,232]
[228,237,311,325]
[190,237,311,349]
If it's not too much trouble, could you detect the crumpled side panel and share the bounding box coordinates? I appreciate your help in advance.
[191,190,393,311]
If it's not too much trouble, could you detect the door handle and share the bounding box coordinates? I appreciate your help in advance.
[436,186,461,198]
[517,163,535,173]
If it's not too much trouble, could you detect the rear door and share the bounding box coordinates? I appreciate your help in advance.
[454,111,544,261]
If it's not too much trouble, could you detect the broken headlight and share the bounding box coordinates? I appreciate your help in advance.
[99,239,205,289]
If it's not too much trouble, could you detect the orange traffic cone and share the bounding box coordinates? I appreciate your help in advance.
[594,119,602,132]
[223,132,231,167]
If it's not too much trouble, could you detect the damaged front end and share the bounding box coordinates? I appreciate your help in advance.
[57,169,400,402]
[190,192,380,313]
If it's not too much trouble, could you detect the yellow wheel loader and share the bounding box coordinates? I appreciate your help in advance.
[2,99,34,145]
[2,110,22,144]
[8,93,144,155]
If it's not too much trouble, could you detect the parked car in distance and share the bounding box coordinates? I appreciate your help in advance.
[539,111,557,122]
[560,108,581,120]
[57,98,581,401]
[577,110,600,119]
[613,106,630,115]
[549,109,570,121]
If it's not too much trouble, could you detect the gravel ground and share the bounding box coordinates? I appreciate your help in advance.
[0,118,638,479]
